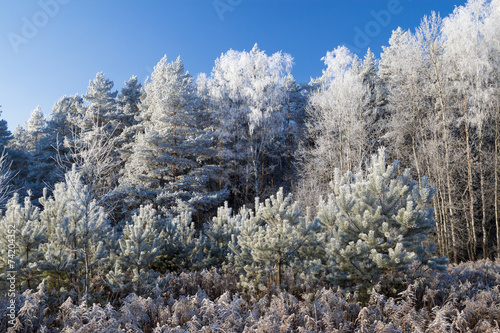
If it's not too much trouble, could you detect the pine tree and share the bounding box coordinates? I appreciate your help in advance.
[119,56,227,219]
[26,106,46,150]
[0,150,15,208]
[9,125,30,153]
[0,193,46,291]
[0,109,12,150]
[77,72,118,136]
[201,202,244,267]
[111,205,164,292]
[358,48,387,152]
[25,97,83,199]
[115,75,142,161]
[229,188,321,290]
[39,166,110,299]
[154,210,201,271]
[316,148,447,297]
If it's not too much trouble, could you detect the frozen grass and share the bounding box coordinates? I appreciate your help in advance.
[2,259,500,332]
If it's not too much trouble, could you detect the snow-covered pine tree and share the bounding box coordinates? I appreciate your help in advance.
[119,56,227,220]
[316,148,447,297]
[110,204,164,292]
[9,125,30,153]
[0,150,15,208]
[200,202,244,268]
[25,96,83,199]
[115,75,142,163]
[229,188,321,290]
[358,48,387,153]
[39,166,110,299]
[0,193,46,291]
[0,109,12,150]
[26,106,46,150]
[77,72,119,137]
[154,210,201,272]
[8,105,47,154]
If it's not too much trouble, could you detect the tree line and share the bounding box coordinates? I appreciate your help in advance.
[0,0,498,281]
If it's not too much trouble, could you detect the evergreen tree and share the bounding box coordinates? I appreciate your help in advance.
[110,205,164,292]
[115,75,142,161]
[0,193,46,291]
[0,109,12,150]
[358,48,387,152]
[39,166,110,299]
[229,188,321,290]
[0,150,15,208]
[76,72,118,136]
[119,56,227,220]
[26,106,46,150]
[316,148,447,297]
[25,96,83,199]
[200,202,244,267]
[155,210,201,271]
[9,125,30,153]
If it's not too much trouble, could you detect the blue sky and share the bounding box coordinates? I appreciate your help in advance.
[0,0,466,131]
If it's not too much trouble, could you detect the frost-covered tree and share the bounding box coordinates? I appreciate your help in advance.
[12,96,84,202]
[200,202,244,267]
[39,166,110,299]
[0,150,15,208]
[316,148,447,296]
[75,72,118,136]
[208,44,295,204]
[298,46,370,208]
[379,27,432,182]
[0,109,12,150]
[110,205,164,292]
[358,48,387,151]
[7,106,47,155]
[309,46,369,175]
[119,56,226,219]
[26,106,46,149]
[0,193,46,291]
[441,0,499,260]
[25,95,83,199]
[65,73,120,203]
[154,210,201,272]
[115,75,142,165]
[229,188,321,290]
[9,125,30,153]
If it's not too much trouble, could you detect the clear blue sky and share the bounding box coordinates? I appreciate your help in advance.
[0,0,466,131]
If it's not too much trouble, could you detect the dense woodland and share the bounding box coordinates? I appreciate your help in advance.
[1,0,500,331]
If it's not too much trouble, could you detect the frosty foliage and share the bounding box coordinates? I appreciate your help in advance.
[2,260,500,331]
[208,43,296,203]
[38,166,110,298]
[0,149,15,208]
[229,188,322,291]
[2,0,500,330]
[118,56,227,220]
[317,148,448,297]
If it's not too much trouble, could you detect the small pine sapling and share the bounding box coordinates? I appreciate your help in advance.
[316,148,448,298]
